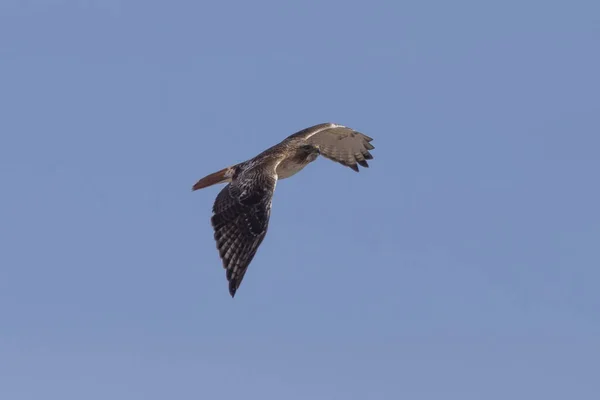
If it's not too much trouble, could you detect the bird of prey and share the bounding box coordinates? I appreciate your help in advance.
[192,122,375,297]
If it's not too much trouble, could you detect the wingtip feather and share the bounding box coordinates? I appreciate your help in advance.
[229,282,238,298]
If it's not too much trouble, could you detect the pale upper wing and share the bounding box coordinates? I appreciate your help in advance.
[288,123,374,172]
[210,165,277,297]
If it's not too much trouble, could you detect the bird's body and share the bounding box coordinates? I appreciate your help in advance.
[274,150,317,179]
[192,122,374,297]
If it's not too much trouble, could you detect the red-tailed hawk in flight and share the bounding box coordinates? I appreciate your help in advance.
[192,123,375,297]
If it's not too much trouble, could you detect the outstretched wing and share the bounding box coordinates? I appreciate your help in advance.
[288,123,375,172]
[210,165,277,297]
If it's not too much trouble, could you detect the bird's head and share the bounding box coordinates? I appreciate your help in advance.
[300,143,320,162]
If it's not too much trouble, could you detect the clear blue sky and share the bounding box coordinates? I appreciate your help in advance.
[1,1,599,399]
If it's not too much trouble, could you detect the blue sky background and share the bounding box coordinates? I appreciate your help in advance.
[1,1,599,399]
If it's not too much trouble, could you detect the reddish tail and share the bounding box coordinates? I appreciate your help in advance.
[192,167,235,191]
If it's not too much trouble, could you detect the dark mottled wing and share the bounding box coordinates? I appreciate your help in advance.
[210,166,277,297]
[288,123,374,172]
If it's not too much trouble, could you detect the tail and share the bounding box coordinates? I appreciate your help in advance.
[192,166,235,191]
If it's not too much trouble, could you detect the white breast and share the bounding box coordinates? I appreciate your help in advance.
[276,158,309,180]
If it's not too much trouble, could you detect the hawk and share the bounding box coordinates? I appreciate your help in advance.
[192,122,375,297]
